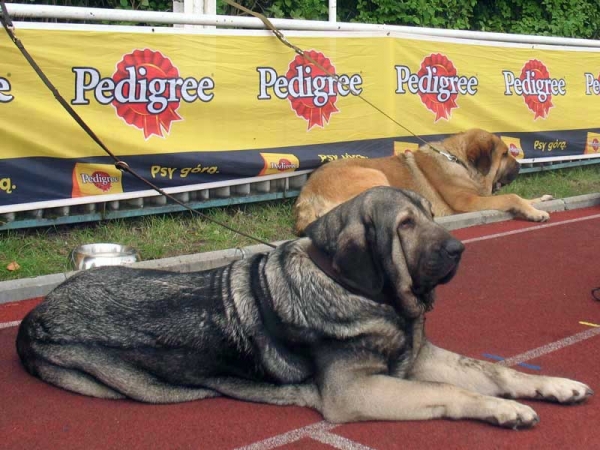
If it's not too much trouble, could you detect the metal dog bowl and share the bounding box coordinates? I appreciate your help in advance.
[69,243,141,271]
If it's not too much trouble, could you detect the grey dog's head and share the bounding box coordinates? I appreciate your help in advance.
[304,186,464,318]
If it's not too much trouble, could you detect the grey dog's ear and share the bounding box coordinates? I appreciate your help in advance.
[304,211,383,297]
[305,187,427,317]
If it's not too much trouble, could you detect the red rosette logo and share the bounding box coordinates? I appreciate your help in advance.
[503,61,565,119]
[395,56,478,122]
[112,49,182,139]
[91,171,112,191]
[418,54,458,121]
[520,60,552,119]
[285,51,339,129]
[509,143,520,157]
[276,158,292,171]
[584,133,600,154]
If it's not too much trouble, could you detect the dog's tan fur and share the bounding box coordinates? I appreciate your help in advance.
[294,129,552,235]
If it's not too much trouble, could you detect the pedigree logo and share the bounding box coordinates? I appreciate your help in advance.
[257,50,363,130]
[72,163,124,198]
[500,136,525,160]
[584,132,600,154]
[0,77,13,103]
[584,73,600,95]
[395,53,479,122]
[259,153,300,176]
[502,60,566,119]
[83,172,118,191]
[71,49,215,139]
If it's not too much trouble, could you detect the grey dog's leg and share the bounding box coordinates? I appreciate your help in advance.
[318,357,540,428]
[202,377,321,409]
[31,342,220,403]
[35,360,125,399]
[409,341,593,404]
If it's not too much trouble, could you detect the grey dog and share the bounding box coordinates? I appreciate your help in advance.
[17,186,592,428]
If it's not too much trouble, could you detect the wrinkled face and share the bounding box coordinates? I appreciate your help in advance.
[492,138,520,193]
[305,186,466,317]
[394,197,464,296]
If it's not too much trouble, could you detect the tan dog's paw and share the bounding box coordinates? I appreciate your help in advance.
[484,398,540,429]
[538,194,554,202]
[533,378,594,404]
[526,208,550,222]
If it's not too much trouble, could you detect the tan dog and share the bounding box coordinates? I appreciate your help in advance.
[294,129,552,235]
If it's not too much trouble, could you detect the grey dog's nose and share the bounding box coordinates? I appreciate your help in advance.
[442,239,465,258]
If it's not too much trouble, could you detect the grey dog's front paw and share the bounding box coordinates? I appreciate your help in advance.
[485,398,539,429]
[534,378,593,404]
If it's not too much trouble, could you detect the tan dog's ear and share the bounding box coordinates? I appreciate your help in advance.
[466,132,495,176]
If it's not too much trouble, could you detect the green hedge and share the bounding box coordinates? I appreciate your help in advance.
[20,0,600,39]
[228,0,600,40]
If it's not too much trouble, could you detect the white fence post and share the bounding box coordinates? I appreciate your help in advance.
[178,0,216,29]
[172,0,183,27]
[329,0,336,23]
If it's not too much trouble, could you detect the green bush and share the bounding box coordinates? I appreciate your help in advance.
[472,0,600,39]
[222,0,600,39]
[17,0,600,39]
[22,0,172,13]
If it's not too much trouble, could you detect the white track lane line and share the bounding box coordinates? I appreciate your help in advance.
[234,421,338,450]
[310,430,377,450]
[0,320,21,330]
[499,327,600,367]
[461,213,600,244]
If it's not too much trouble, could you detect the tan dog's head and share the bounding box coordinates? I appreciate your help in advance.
[447,129,521,193]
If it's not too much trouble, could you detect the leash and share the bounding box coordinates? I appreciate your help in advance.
[0,0,277,249]
[222,0,466,167]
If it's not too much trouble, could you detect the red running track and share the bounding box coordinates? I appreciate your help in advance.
[1,206,600,450]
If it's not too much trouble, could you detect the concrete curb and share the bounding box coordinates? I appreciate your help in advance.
[0,240,288,305]
[2,193,600,305]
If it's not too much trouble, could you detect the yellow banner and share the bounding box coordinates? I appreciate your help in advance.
[1,27,600,209]
[2,29,600,161]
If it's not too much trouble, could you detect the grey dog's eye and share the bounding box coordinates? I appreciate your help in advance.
[399,217,414,229]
